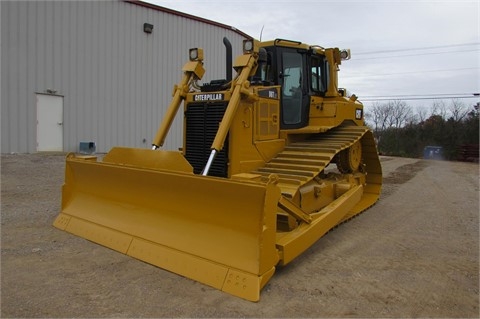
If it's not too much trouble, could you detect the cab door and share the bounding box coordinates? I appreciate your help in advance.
[279,49,309,129]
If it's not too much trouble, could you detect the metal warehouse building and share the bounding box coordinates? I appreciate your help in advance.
[1,0,249,153]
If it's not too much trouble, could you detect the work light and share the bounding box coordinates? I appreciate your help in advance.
[243,39,254,54]
[189,48,204,61]
[340,49,351,60]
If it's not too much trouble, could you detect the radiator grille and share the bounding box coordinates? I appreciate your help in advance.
[185,102,229,177]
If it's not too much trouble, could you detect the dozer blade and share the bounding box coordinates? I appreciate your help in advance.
[53,148,282,301]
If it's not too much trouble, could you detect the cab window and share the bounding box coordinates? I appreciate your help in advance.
[282,51,304,125]
[310,56,326,94]
[282,53,303,98]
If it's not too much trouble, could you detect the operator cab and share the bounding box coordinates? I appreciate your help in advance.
[251,39,331,129]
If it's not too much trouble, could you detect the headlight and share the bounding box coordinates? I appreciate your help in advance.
[243,39,254,54]
[189,48,204,61]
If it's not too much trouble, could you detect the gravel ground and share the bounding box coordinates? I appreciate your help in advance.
[1,153,478,318]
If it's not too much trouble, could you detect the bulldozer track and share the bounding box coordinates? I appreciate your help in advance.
[265,125,382,267]
[251,125,375,197]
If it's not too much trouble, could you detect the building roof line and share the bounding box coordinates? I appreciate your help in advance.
[124,0,252,39]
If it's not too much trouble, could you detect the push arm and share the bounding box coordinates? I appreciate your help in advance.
[202,51,258,175]
[152,58,205,149]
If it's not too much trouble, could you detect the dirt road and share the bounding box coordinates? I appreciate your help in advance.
[1,154,478,317]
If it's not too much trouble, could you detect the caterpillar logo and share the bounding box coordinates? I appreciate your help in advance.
[194,93,224,101]
[355,109,363,120]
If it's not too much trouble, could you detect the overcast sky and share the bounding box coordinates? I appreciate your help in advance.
[148,0,479,113]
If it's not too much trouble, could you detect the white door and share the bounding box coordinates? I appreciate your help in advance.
[36,94,64,151]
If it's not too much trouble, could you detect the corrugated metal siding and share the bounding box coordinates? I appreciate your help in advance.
[1,0,247,153]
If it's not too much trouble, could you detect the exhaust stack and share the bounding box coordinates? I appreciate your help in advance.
[223,37,232,82]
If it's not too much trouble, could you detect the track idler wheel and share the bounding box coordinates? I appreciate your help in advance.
[336,140,362,173]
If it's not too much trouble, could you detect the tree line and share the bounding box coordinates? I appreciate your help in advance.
[364,100,479,160]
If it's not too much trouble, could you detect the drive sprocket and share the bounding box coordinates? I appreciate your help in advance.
[336,140,362,173]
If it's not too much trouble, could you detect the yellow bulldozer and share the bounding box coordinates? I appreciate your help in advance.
[54,38,382,301]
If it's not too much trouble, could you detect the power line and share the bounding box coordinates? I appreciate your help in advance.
[343,67,479,78]
[361,93,479,98]
[353,48,480,61]
[355,42,480,55]
[360,95,480,102]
